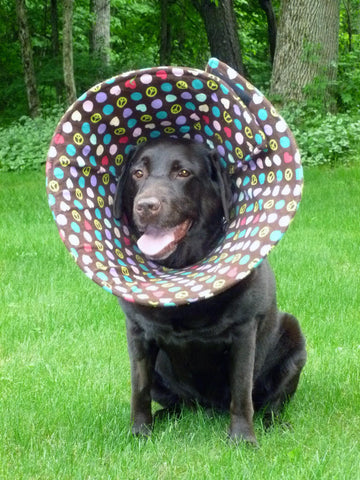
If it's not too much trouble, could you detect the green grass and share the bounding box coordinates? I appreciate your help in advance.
[1,167,359,479]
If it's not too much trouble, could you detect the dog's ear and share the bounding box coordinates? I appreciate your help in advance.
[208,150,233,224]
[113,146,138,219]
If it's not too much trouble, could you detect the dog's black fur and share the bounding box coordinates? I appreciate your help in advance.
[113,138,306,444]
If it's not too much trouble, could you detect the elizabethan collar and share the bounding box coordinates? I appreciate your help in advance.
[46,58,303,307]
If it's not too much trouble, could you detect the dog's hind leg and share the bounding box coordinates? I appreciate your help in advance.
[253,313,307,417]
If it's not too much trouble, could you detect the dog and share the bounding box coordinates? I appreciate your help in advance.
[113,137,306,444]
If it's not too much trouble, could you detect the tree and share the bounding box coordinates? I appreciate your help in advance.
[270,0,340,106]
[63,0,77,105]
[159,0,172,65]
[15,0,40,117]
[90,0,111,69]
[193,0,244,74]
[258,0,277,64]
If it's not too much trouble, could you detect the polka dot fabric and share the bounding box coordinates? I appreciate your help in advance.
[46,58,303,307]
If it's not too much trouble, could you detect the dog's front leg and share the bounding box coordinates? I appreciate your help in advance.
[126,317,158,437]
[228,319,257,445]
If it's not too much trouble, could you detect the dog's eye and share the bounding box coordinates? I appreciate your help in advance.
[178,169,191,178]
[133,169,144,179]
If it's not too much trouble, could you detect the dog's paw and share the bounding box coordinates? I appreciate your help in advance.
[131,413,153,438]
[228,417,258,446]
[132,421,153,438]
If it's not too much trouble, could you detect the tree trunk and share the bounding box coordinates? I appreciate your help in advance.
[194,0,244,74]
[63,0,77,105]
[270,0,340,105]
[90,0,111,68]
[50,0,62,100]
[259,0,277,64]
[15,0,40,117]
[159,0,172,65]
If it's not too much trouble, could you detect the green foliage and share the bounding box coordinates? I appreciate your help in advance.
[0,108,63,172]
[281,105,360,167]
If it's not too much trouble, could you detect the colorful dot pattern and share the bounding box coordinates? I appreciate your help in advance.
[46,58,303,307]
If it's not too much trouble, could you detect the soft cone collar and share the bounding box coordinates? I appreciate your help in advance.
[46,58,303,307]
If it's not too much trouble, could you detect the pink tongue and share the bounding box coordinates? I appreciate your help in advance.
[137,226,176,259]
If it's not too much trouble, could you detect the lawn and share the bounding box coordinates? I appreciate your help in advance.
[0,166,359,479]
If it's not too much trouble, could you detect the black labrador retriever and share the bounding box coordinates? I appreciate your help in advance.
[113,138,306,444]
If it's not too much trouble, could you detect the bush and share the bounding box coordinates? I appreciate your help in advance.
[0,108,62,172]
[281,105,360,167]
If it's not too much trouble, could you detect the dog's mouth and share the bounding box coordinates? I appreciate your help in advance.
[137,219,192,261]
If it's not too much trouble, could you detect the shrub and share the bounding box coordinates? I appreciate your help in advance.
[281,105,360,167]
[0,108,62,172]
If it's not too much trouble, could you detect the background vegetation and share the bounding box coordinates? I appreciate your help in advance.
[0,0,360,171]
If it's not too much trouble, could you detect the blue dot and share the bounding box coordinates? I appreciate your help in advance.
[212,106,221,117]
[225,140,233,151]
[296,167,303,180]
[169,286,181,293]
[53,167,64,179]
[220,84,229,95]
[82,122,91,134]
[48,194,55,206]
[280,136,291,148]
[96,251,105,262]
[96,272,108,282]
[246,203,254,212]
[259,173,266,185]
[270,230,283,242]
[161,83,173,92]
[150,131,161,138]
[243,176,250,186]
[255,133,263,145]
[127,118,137,128]
[275,199,285,210]
[66,144,76,156]
[192,79,203,89]
[156,111,167,119]
[204,125,214,136]
[98,185,105,196]
[103,133,111,145]
[95,230,102,241]
[79,177,85,188]
[234,119,243,130]
[208,58,219,68]
[166,94,177,102]
[131,92,142,101]
[276,170,283,182]
[103,104,114,115]
[195,93,207,103]
[95,209,102,219]
[258,108,268,121]
[185,102,196,111]
[240,255,250,265]
[71,222,80,233]
[180,126,190,133]
[74,200,83,210]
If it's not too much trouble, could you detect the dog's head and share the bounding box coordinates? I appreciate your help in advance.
[113,138,232,268]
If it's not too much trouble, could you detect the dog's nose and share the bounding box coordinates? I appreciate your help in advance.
[135,197,161,216]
